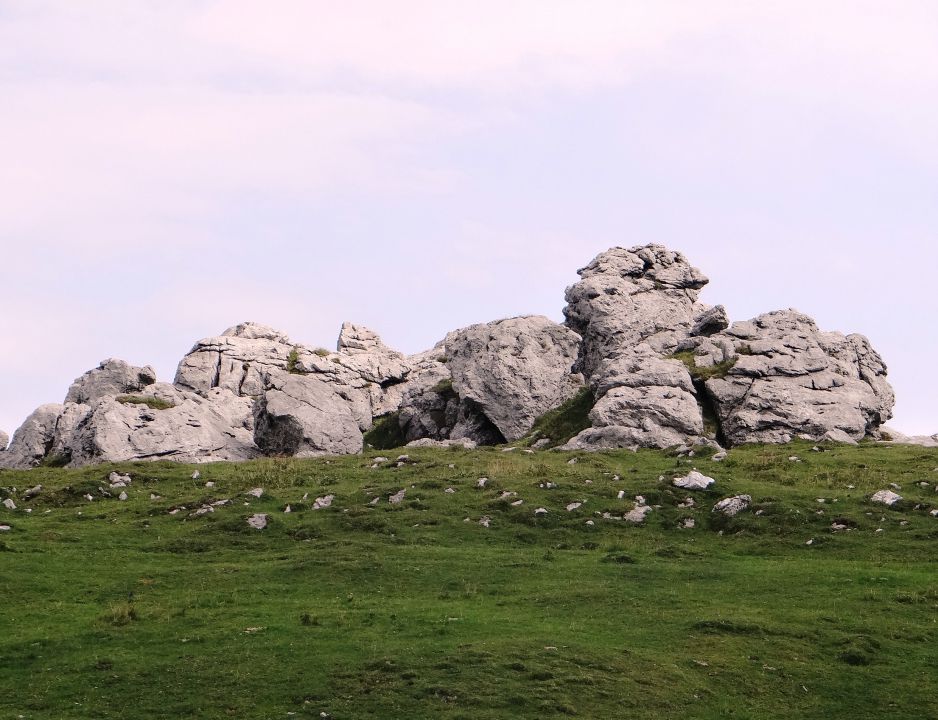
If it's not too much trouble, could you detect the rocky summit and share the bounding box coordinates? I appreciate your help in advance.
[0,245,898,468]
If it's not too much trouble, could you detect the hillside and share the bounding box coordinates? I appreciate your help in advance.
[2,442,937,719]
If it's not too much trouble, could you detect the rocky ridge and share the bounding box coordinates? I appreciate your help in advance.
[0,245,902,468]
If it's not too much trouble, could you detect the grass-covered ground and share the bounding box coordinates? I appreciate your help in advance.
[2,441,937,719]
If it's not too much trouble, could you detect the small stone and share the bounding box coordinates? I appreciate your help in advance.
[585,520,595,526]
[788,456,801,463]
[681,518,695,529]
[83,494,94,502]
[284,505,292,513]
[312,495,334,510]
[712,495,752,516]
[445,488,456,494]
[566,502,582,512]
[2,498,16,510]
[211,499,229,507]
[831,523,847,531]
[929,509,938,517]
[369,497,380,506]
[205,481,215,488]
[711,451,727,462]
[511,499,524,506]
[624,504,653,523]
[871,490,902,506]
[0,524,10,531]
[247,513,268,530]
[806,539,814,545]
[246,487,264,498]
[396,455,409,462]
[889,483,901,491]
[678,497,695,508]
[23,485,42,499]
[373,457,388,464]
[534,507,548,516]
[192,471,201,480]
[150,493,160,500]
[477,477,487,488]
[673,471,715,490]
[118,491,128,501]
[389,489,406,504]
[448,464,455,469]
[617,490,625,499]
[567,458,578,465]
[479,516,491,528]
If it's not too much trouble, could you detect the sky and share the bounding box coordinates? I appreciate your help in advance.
[1,1,936,437]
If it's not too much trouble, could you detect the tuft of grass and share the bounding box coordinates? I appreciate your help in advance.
[287,346,302,373]
[363,412,407,450]
[668,351,738,381]
[101,600,138,626]
[40,453,71,468]
[312,347,331,358]
[524,387,595,447]
[115,395,175,410]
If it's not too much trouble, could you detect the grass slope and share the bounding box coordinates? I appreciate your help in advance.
[1,442,938,719]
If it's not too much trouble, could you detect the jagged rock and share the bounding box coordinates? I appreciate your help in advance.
[712,495,751,516]
[0,404,64,469]
[443,316,582,442]
[312,494,334,510]
[871,489,902,506]
[701,310,894,444]
[564,353,703,449]
[49,384,257,466]
[65,358,157,405]
[822,429,859,445]
[564,245,709,377]
[0,430,9,452]
[254,374,363,457]
[673,470,715,490]
[880,427,938,448]
[690,305,730,337]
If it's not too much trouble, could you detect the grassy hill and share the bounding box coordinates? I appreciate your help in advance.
[2,441,937,719]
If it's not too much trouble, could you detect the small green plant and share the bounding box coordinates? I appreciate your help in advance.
[667,351,737,382]
[524,387,595,448]
[287,346,302,373]
[102,600,138,626]
[363,412,407,450]
[430,378,455,395]
[313,348,331,358]
[116,395,175,410]
[40,453,71,468]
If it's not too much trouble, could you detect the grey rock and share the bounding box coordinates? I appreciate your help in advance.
[673,471,715,490]
[50,385,257,466]
[690,305,730,337]
[871,489,902,506]
[23,484,42,499]
[712,495,751,516]
[312,494,334,510]
[254,373,363,457]
[564,245,709,377]
[388,489,406,504]
[703,310,895,444]
[247,513,268,530]
[0,404,64,469]
[624,502,653,523]
[880,427,938,448]
[2,498,16,510]
[443,316,583,442]
[405,437,478,449]
[65,358,157,405]
[0,430,8,452]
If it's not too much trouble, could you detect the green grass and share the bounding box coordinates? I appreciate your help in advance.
[1,442,937,718]
[115,395,175,410]
[363,412,407,450]
[669,351,738,381]
[524,387,595,447]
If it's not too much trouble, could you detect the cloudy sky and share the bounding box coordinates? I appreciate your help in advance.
[1,1,936,436]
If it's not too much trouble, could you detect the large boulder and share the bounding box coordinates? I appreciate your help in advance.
[253,373,363,456]
[694,310,894,444]
[65,358,157,404]
[0,404,64,468]
[562,353,704,449]
[50,384,258,465]
[563,245,710,378]
[443,316,583,442]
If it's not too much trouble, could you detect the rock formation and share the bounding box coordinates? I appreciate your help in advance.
[0,244,899,468]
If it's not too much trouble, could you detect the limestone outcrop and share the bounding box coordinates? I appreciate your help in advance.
[0,243,899,467]
[443,316,583,442]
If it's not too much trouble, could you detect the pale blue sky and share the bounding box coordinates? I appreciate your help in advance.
[1,1,936,436]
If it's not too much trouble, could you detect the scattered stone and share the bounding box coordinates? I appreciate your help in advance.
[211,499,229,507]
[532,438,551,449]
[247,513,268,530]
[617,490,625,499]
[711,451,727,462]
[789,456,801,463]
[369,497,380,506]
[389,489,406,504]
[805,539,814,545]
[585,520,595,526]
[712,495,752,516]
[929,509,938,517]
[23,484,42,499]
[871,490,902,506]
[534,507,548,516]
[479,516,491,528]
[511,499,524,506]
[312,495,334,510]
[192,471,201,480]
[150,493,160,500]
[889,482,901,491]
[0,525,10,531]
[2,498,16,510]
[477,477,488,488]
[83,494,94,502]
[673,470,715,490]
[567,458,578,465]
[396,455,410,462]
[831,523,848,531]
[205,481,215,488]
[678,497,695,508]
[373,457,388,464]
[681,518,695,529]
[118,491,128,501]
[566,502,582,512]
[624,503,653,523]
[445,488,456,494]
[246,488,264,498]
